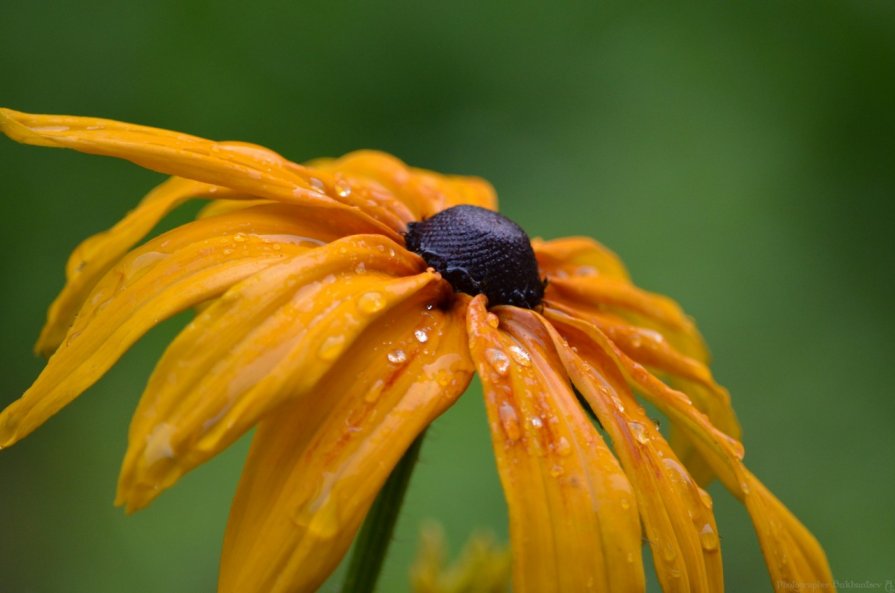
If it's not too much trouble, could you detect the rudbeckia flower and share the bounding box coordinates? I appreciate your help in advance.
[0,108,834,593]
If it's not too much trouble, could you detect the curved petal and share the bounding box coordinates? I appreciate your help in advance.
[0,108,403,237]
[540,313,724,593]
[117,236,445,511]
[218,296,474,593]
[545,308,834,593]
[0,206,334,448]
[533,236,631,281]
[548,299,741,485]
[466,296,644,593]
[36,177,255,356]
[308,150,498,219]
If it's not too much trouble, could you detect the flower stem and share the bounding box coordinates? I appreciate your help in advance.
[340,431,426,593]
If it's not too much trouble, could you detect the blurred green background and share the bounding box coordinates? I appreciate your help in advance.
[1,1,893,592]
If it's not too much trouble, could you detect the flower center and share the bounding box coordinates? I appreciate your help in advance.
[405,205,544,308]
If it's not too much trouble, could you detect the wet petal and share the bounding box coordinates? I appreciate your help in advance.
[467,296,644,593]
[117,235,445,511]
[541,315,724,593]
[0,108,402,237]
[0,207,335,449]
[548,300,741,485]
[309,150,498,218]
[545,308,834,593]
[36,177,253,356]
[219,297,473,593]
[548,275,708,360]
[533,236,631,281]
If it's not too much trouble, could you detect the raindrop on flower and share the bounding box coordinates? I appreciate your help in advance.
[357,292,385,314]
[498,401,521,441]
[555,436,572,457]
[317,335,346,361]
[629,421,650,444]
[486,313,500,328]
[387,349,407,364]
[414,329,429,343]
[484,348,510,376]
[507,344,532,367]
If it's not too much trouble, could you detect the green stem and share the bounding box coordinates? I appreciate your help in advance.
[340,431,426,593]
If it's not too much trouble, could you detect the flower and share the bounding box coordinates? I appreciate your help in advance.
[0,107,833,593]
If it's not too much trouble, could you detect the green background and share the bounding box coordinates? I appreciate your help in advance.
[1,1,893,592]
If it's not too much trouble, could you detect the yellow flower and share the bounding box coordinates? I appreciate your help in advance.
[0,108,833,593]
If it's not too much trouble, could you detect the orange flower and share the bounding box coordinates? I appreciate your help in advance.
[0,108,834,593]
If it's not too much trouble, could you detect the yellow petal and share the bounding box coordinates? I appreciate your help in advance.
[533,236,631,281]
[219,296,474,593]
[548,299,741,485]
[0,208,325,448]
[117,235,445,511]
[0,108,402,238]
[466,296,645,593]
[309,150,498,218]
[545,308,834,593]
[36,177,254,356]
[541,315,724,592]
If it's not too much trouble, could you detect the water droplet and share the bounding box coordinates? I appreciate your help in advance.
[700,524,719,551]
[355,262,366,273]
[549,464,564,477]
[387,349,407,364]
[357,291,385,314]
[698,488,713,510]
[318,335,346,361]
[499,402,522,441]
[620,498,631,510]
[414,329,429,343]
[233,233,246,243]
[309,177,326,193]
[144,423,176,465]
[508,344,532,367]
[485,348,510,375]
[335,181,352,198]
[435,369,452,387]
[629,421,650,444]
[486,313,500,328]
[739,479,751,495]
[530,417,543,428]
[626,552,635,564]
[364,379,386,403]
[669,568,681,579]
[555,436,572,456]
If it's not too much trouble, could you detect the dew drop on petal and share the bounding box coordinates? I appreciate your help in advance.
[485,348,510,376]
[387,349,407,364]
[414,329,429,343]
[555,436,572,456]
[629,421,650,444]
[318,335,346,361]
[620,498,631,510]
[335,181,352,198]
[507,344,532,367]
[364,379,386,403]
[486,313,500,328]
[700,524,719,551]
[698,488,714,510]
[530,417,543,428]
[549,464,564,477]
[498,401,521,441]
[357,292,385,314]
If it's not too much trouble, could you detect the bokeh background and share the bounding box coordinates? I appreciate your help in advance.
[1,1,893,592]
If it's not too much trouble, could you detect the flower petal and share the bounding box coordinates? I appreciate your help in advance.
[545,308,834,593]
[548,299,741,485]
[0,206,332,448]
[309,150,498,218]
[466,296,645,593]
[117,235,446,511]
[0,108,403,237]
[35,177,254,356]
[540,314,724,593]
[218,296,473,593]
[533,236,631,281]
